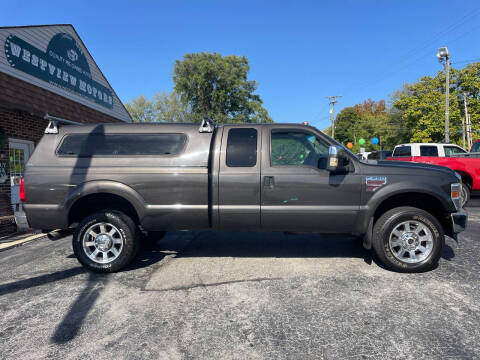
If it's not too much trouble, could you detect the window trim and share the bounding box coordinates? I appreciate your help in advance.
[268,128,330,171]
[225,127,259,168]
[55,132,189,158]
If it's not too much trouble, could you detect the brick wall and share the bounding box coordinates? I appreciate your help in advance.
[0,72,126,235]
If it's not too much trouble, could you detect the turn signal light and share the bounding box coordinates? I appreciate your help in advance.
[19,177,26,203]
[451,183,461,210]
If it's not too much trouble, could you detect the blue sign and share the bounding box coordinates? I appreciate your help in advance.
[4,33,114,108]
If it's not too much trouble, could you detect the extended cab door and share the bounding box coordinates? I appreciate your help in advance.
[217,125,262,230]
[260,126,361,233]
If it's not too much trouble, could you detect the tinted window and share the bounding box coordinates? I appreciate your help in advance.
[392,146,411,157]
[58,133,186,156]
[420,146,438,157]
[271,131,329,168]
[226,128,257,167]
[367,152,377,160]
[472,142,480,152]
[444,146,466,156]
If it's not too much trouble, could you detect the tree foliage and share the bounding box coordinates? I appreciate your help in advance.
[334,99,407,153]
[334,62,480,151]
[125,92,195,123]
[173,52,273,123]
[393,63,480,146]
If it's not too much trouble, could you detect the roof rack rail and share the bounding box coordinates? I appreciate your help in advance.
[199,117,216,133]
[44,114,83,134]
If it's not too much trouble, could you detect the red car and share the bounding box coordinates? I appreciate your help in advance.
[388,143,480,206]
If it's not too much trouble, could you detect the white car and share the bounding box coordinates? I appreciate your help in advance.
[392,143,467,157]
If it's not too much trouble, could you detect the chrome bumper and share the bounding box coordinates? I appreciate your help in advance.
[451,209,467,234]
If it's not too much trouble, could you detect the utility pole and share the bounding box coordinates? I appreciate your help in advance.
[326,95,342,138]
[467,114,472,149]
[437,47,450,143]
[462,92,469,149]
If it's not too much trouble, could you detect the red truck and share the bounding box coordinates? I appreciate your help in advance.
[388,143,480,206]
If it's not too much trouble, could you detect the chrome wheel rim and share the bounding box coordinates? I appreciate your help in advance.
[388,220,434,264]
[82,222,124,264]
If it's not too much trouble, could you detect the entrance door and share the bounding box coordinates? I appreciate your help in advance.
[260,127,362,233]
[9,139,33,212]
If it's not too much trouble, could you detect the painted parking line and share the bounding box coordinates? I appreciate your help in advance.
[0,233,46,251]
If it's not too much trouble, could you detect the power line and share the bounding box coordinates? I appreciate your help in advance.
[343,7,480,98]
[452,58,480,65]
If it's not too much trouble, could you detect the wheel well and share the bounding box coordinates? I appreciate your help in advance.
[68,193,140,226]
[456,170,473,189]
[373,192,450,234]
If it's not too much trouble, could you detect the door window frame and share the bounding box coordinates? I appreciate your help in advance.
[268,128,331,172]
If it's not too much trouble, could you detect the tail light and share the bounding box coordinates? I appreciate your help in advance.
[19,177,26,203]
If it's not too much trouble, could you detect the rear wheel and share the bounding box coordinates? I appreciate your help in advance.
[372,206,444,272]
[72,210,140,273]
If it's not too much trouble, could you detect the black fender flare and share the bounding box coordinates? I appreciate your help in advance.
[357,181,453,244]
[62,180,147,221]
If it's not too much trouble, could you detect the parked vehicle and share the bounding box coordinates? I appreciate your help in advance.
[391,143,467,157]
[356,152,372,160]
[367,150,393,161]
[23,119,467,273]
[390,143,480,205]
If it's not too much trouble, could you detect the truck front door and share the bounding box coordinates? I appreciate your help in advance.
[260,127,361,233]
[217,126,262,230]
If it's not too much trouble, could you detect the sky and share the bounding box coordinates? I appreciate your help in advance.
[2,0,480,129]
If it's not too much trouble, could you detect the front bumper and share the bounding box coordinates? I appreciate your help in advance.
[451,209,468,234]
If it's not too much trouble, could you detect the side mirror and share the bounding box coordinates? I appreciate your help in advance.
[327,145,339,171]
[327,145,350,173]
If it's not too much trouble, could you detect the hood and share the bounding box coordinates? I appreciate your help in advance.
[361,159,458,178]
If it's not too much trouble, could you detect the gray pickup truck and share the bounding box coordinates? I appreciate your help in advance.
[23,119,467,273]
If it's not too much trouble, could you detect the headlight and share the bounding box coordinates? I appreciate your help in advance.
[451,183,461,210]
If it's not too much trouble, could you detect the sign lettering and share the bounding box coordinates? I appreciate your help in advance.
[4,33,114,109]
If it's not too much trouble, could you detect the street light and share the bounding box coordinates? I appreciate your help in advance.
[437,46,450,143]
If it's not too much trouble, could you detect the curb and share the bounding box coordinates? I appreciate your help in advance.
[0,233,47,252]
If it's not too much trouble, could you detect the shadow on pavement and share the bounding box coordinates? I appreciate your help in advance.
[0,267,86,297]
[175,231,369,259]
[51,272,108,344]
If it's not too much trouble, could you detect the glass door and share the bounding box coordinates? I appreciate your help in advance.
[9,140,32,212]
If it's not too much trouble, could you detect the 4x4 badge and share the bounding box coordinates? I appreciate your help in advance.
[366,176,387,192]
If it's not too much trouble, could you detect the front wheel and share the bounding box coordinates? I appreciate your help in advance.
[372,207,444,272]
[72,210,140,273]
[461,183,471,207]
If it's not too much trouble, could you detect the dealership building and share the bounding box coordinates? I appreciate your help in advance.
[0,24,131,235]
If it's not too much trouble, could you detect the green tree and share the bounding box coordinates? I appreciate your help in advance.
[393,70,463,144]
[124,95,156,123]
[333,99,408,153]
[173,52,273,124]
[125,92,195,123]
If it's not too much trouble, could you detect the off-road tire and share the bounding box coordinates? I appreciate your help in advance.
[461,183,471,208]
[72,210,140,273]
[372,206,444,273]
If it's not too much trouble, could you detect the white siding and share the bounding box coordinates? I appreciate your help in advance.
[0,25,131,122]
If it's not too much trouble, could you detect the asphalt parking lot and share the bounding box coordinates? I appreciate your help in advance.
[1,208,480,359]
